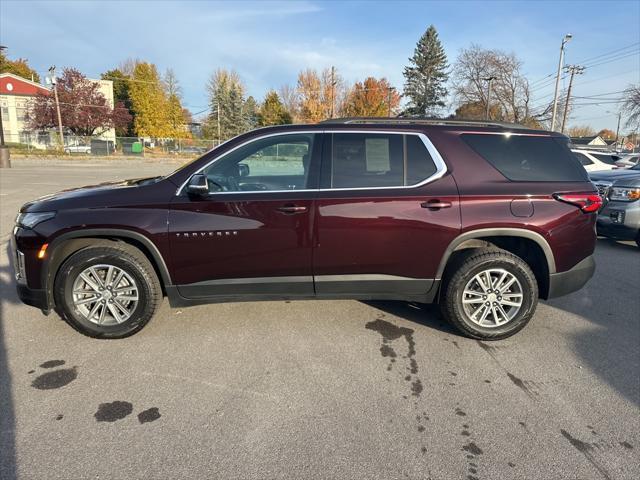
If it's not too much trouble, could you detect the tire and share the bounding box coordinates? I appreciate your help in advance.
[635,231,640,248]
[53,243,161,338]
[440,248,538,340]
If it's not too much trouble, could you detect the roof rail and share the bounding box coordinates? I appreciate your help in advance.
[319,117,532,130]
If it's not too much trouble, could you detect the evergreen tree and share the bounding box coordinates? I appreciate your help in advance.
[403,25,448,116]
[258,91,292,126]
[243,96,260,130]
[206,69,247,141]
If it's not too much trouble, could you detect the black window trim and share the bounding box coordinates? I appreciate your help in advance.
[176,130,447,195]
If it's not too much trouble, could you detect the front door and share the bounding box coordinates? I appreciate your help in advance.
[169,132,321,299]
[313,131,460,299]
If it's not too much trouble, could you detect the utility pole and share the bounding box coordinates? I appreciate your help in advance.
[615,111,621,151]
[387,87,395,117]
[551,33,573,131]
[484,76,496,120]
[0,45,9,168]
[48,66,65,148]
[560,65,585,134]
[329,66,336,119]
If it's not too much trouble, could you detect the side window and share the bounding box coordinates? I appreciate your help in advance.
[574,152,593,166]
[202,133,315,192]
[330,133,438,188]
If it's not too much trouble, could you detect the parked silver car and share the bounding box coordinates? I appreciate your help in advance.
[590,163,640,247]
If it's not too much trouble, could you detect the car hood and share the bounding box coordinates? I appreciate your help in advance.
[588,169,640,183]
[21,176,169,212]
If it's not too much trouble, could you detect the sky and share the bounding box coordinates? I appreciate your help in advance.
[1,0,639,132]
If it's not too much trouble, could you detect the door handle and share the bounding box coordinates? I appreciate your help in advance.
[277,205,308,214]
[421,200,452,210]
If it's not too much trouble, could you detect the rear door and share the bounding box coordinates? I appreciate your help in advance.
[312,130,460,299]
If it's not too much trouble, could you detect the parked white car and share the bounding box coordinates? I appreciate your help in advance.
[64,144,91,154]
[572,149,617,172]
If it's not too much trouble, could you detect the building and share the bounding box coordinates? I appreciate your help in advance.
[0,72,116,149]
[0,72,51,147]
[570,135,608,148]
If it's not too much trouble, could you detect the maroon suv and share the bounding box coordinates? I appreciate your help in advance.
[12,118,600,339]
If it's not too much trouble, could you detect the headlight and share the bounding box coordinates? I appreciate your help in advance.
[609,187,640,202]
[15,211,56,229]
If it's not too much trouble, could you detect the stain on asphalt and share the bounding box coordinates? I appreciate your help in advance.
[55,414,63,421]
[508,462,516,467]
[138,407,161,424]
[619,441,633,450]
[39,360,65,369]
[411,379,423,397]
[27,370,35,374]
[484,379,491,383]
[31,367,78,390]
[94,401,133,422]
[449,371,458,376]
[366,317,426,454]
[462,442,483,456]
[560,429,612,480]
[507,372,536,399]
[461,430,470,436]
[455,407,467,416]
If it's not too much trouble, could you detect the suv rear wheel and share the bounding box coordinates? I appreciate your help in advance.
[441,248,538,340]
[54,243,161,338]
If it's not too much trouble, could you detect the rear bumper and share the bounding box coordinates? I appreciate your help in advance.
[547,255,595,299]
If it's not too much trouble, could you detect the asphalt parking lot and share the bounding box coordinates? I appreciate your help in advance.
[1,159,639,480]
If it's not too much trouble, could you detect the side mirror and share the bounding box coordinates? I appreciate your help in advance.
[186,173,209,196]
[238,163,250,177]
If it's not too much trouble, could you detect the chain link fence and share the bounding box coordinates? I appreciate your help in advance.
[1,131,223,157]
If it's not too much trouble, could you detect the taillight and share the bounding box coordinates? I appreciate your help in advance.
[553,192,602,213]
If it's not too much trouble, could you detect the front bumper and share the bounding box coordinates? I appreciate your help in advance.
[11,230,50,311]
[16,284,49,310]
[596,200,640,241]
[547,255,595,299]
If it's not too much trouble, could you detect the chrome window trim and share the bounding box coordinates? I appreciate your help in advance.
[175,129,448,196]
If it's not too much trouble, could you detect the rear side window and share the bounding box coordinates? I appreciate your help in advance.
[574,152,593,166]
[330,133,438,188]
[462,134,588,182]
[590,153,619,165]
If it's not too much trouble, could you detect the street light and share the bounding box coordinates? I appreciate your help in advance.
[484,76,496,120]
[551,33,572,132]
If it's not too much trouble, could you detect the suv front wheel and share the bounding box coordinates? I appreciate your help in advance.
[54,243,162,338]
[441,248,538,340]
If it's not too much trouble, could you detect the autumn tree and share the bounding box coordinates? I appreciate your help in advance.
[296,67,347,123]
[101,68,134,135]
[403,25,448,115]
[567,125,596,137]
[164,68,189,137]
[343,77,401,117]
[453,101,502,121]
[622,84,640,129]
[278,84,299,122]
[128,62,172,138]
[258,91,292,126]
[0,50,40,82]
[28,68,131,136]
[206,69,249,140]
[452,44,533,124]
[597,129,616,140]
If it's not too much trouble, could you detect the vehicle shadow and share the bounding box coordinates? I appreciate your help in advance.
[362,300,459,335]
[544,238,640,406]
[1,242,19,480]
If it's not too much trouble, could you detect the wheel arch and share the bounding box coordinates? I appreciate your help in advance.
[436,228,555,299]
[43,229,172,308]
